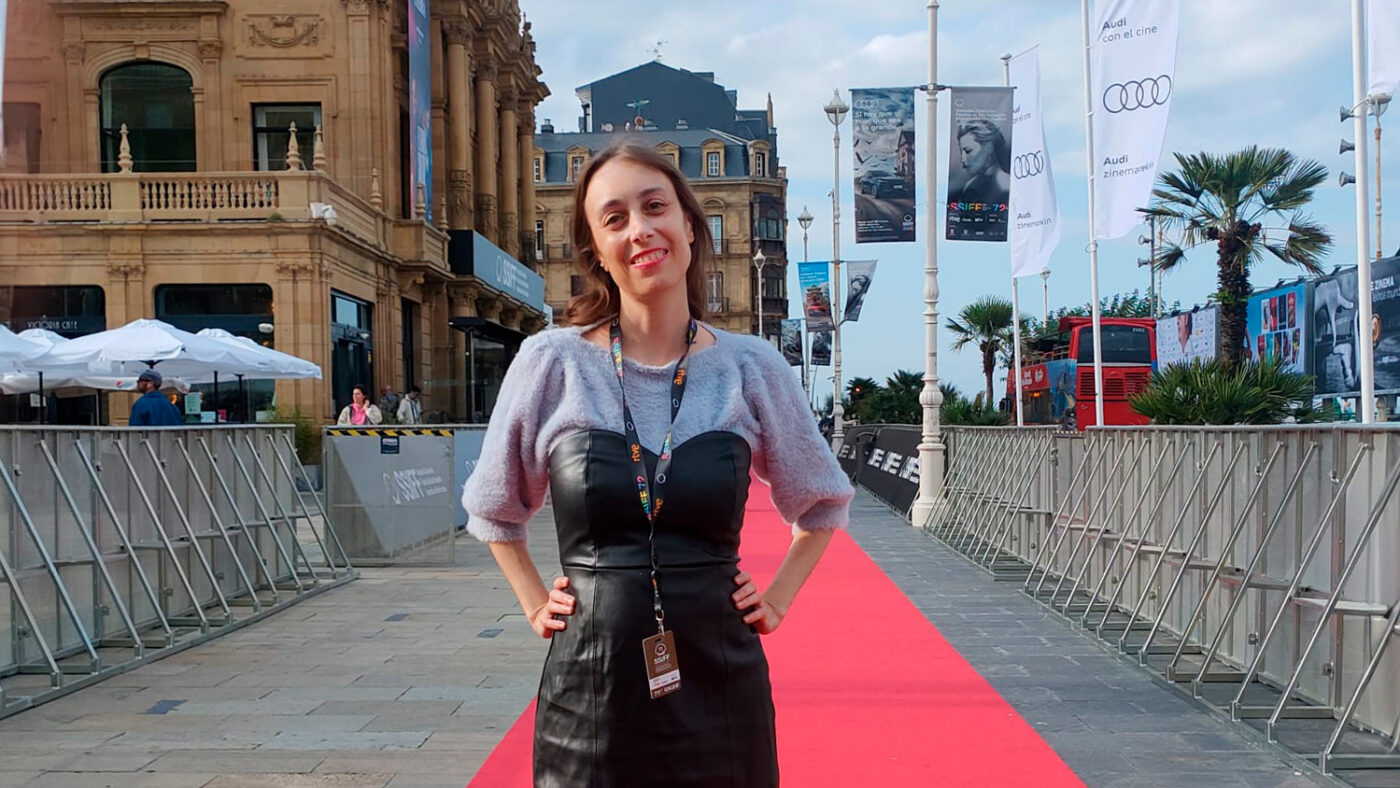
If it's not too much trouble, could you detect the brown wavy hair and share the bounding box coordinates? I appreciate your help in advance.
[564,143,713,326]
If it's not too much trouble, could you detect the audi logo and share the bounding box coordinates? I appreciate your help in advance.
[1013,151,1045,179]
[1102,75,1172,113]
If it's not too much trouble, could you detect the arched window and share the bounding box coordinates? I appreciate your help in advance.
[100,62,196,172]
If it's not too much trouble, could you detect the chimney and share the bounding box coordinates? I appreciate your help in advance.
[540,119,555,134]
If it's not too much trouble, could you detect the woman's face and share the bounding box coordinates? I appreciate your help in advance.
[959,134,994,176]
[352,388,366,406]
[584,158,694,306]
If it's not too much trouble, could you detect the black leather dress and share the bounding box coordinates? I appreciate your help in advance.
[536,429,779,787]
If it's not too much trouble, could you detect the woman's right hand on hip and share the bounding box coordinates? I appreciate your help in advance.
[528,575,575,639]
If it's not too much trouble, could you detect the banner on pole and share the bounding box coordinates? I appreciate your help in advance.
[1089,0,1181,240]
[780,319,804,366]
[851,89,917,243]
[1009,48,1062,278]
[408,0,433,223]
[798,261,835,332]
[1369,0,1400,99]
[946,87,1014,242]
[811,331,832,366]
[843,260,878,323]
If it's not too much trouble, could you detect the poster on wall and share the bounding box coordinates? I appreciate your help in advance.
[798,262,835,332]
[946,87,1014,242]
[1155,306,1218,367]
[408,0,433,223]
[851,89,916,243]
[1311,257,1400,397]
[1247,282,1308,376]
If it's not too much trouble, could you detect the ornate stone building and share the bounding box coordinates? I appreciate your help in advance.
[533,62,788,340]
[0,0,547,424]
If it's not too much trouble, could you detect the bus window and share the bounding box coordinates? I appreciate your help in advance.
[1077,325,1152,364]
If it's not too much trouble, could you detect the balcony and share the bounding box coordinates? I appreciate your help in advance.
[0,170,448,274]
[761,297,788,315]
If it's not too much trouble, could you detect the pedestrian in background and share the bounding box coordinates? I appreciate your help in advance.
[378,385,401,422]
[128,369,183,426]
[397,385,423,424]
[337,384,382,425]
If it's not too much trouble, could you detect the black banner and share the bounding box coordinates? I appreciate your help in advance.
[836,425,921,513]
[946,87,1014,242]
[811,330,831,366]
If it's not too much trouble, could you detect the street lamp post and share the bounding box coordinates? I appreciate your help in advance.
[797,207,814,405]
[753,249,768,344]
[824,90,849,449]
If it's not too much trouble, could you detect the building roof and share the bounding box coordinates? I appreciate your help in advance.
[574,61,770,140]
[535,128,768,183]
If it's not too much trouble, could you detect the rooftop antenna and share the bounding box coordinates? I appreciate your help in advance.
[647,40,667,62]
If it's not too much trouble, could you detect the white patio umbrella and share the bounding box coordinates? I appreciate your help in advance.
[0,325,47,370]
[2,329,194,419]
[195,329,322,422]
[33,318,268,379]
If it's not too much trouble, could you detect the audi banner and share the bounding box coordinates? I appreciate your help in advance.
[799,261,835,332]
[1089,0,1180,240]
[851,89,917,244]
[843,260,878,323]
[1369,0,1400,99]
[946,87,1014,242]
[1008,47,1062,279]
[780,319,804,367]
[811,330,832,367]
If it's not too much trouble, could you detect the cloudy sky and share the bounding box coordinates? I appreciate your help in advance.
[519,0,1388,400]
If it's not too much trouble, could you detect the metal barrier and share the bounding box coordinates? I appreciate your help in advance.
[922,424,1400,775]
[0,425,353,719]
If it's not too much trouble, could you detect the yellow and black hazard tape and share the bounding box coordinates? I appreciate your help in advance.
[325,428,454,437]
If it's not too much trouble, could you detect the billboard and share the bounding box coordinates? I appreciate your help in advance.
[1155,306,1218,368]
[408,0,432,222]
[1311,257,1400,397]
[851,89,916,243]
[946,87,1014,242]
[1247,282,1308,376]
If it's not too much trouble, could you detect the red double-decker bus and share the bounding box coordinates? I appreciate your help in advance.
[1009,316,1155,429]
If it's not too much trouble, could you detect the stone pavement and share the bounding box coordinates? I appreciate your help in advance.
[0,490,1356,787]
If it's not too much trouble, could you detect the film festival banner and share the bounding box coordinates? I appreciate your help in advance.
[946,87,1014,242]
[843,260,878,323]
[1155,306,1218,368]
[798,261,835,332]
[811,331,832,367]
[1090,0,1180,240]
[851,89,916,244]
[1008,47,1062,278]
[408,0,433,223]
[1246,282,1309,376]
[1311,257,1400,397]
[780,319,804,367]
[1369,0,1400,99]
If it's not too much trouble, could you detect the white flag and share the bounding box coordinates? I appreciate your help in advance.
[1369,0,1400,99]
[1009,47,1061,279]
[1090,0,1181,240]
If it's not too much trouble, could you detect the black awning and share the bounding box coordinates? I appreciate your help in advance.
[449,316,526,346]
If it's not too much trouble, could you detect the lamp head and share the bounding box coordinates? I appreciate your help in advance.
[1340,171,1357,187]
[798,206,814,230]
[1371,92,1392,117]
[824,90,849,127]
[754,249,767,266]
[1340,138,1356,154]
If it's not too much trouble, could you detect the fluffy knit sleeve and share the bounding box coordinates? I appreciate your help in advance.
[460,334,559,542]
[744,339,854,530]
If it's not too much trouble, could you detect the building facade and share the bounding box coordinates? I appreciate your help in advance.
[0,0,548,425]
[532,62,788,339]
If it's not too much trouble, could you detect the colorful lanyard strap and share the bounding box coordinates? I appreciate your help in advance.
[609,317,697,633]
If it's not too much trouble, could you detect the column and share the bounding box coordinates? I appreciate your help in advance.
[474,57,499,244]
[446,22,475,230]
[499,89,520,258]
[519,105,537,264]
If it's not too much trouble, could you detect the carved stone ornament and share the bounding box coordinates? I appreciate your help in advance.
[106,260,145,278]
[443,20,472,47]
[247,16,322,49]
[86,17,197,34]
[275,260,321,278]
[199,41,222,60]
[341,0,389,14]
[64,42,86,62]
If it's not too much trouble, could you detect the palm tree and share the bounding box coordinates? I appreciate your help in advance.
[1144,146,1332,369]
[946,295,1015,405]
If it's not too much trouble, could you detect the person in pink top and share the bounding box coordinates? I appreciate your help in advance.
[336,383,383,425]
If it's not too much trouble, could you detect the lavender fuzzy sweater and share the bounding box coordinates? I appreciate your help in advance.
[460,322,854,542]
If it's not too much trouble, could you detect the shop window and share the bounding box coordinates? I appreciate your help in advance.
[100,62,196,172]
[155,284,276,423]
[253,104,321,171]
[402,298,418,390]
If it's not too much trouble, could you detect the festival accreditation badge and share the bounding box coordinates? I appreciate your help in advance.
[642,630,681,700]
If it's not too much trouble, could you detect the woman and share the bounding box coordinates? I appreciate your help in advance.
[952,119,1011,206]
[336,384,382,425]
[461,144,852,787]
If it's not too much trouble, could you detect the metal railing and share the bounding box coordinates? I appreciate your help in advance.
[0,425,353,719]
[922,425,1400,776]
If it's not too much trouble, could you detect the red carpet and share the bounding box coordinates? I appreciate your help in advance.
[468,480,1085,787]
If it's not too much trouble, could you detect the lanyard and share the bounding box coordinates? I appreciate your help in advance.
[609,317,696,633]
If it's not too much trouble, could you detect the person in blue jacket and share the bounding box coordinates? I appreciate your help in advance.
[128,369,183,426]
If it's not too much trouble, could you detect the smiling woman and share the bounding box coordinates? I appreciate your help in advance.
[461,141,854,786]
